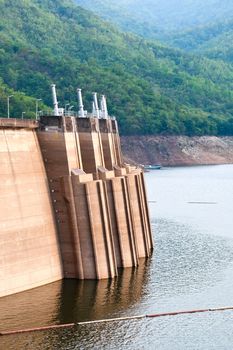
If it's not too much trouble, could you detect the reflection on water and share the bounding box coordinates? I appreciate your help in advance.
[0,281,61,331]
[58,261,150,323]
[0,261,150,349]
[1,165,233,349]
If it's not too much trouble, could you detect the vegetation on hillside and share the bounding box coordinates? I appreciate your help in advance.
[75,0,233,39]
[75,0,233,63]
[0,79,48,119]
[0,0,233,135]
[164,18,233,61]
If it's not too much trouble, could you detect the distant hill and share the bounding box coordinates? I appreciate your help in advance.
[0,0,233,135]
[74,0,233,38]
[74,0,233,64]
[165,18,232,59]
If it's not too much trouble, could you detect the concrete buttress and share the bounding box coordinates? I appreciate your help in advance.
[0,114,153,297]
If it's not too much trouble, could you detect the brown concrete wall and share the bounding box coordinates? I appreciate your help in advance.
[111,120,123,166]
[37,118,117,280]
[1,115,153,298]
[76,118,105,175]
[0,128,63,297]
[37,128,83,278]
[138,171,154,252]
[98,166,153,267]
[104,177,138,268]
[62,173,117,279]
[99,119,118,170]
[126,170,153,258]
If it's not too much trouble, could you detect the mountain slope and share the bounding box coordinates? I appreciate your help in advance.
[74,0,233,63]
[0,78,48,118]
[0,0,233,135]
[74,0,233,38]
[166,18,233,61]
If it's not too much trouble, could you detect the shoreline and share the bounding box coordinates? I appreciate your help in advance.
[121,135,233,167]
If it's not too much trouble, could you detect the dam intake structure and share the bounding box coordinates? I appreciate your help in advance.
[0,86,153,297]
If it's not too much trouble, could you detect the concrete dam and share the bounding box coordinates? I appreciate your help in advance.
[0,87,153,298]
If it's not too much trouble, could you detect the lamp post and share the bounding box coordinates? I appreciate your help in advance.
[36,99,42,120]
[68,105,74,116]
[7,95,13,119]
[21,112,25,119]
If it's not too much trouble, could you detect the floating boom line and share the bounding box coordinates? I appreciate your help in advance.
[1,306,233,336]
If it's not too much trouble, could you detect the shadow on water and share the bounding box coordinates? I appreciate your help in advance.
[0,258,151,331]
[59,259,151,323]
[0,259,151,349]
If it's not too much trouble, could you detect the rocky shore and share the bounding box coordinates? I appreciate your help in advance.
[121,136,233,166]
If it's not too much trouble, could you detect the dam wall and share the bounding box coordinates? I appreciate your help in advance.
[0,119,63,298]
[0,115,153,297]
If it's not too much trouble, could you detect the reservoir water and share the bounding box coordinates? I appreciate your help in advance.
[1,164,233,349]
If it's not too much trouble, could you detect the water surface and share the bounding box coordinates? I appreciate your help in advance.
[1,164,233,349]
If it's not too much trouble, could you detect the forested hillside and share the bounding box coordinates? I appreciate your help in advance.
[0,0,233,135]
[169,19,233,62]
[0,79,45,119]
[75,0,233,63]
[74,0,233,39]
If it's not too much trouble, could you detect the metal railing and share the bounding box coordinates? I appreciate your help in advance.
[39,110,116,120]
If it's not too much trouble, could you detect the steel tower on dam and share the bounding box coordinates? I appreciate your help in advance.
[0,85,153,297]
